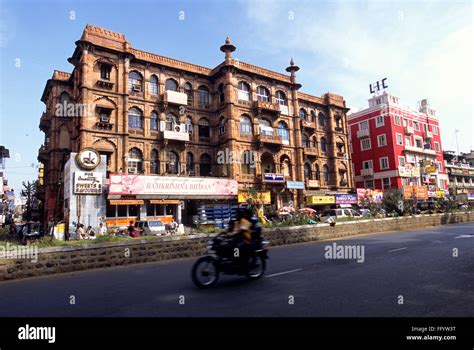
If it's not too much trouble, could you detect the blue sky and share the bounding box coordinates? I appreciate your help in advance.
[0,0,472,194]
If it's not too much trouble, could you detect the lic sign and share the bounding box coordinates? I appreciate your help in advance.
[369,78,388,94]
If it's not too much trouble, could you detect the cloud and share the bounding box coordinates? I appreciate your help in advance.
[241,0,473,151]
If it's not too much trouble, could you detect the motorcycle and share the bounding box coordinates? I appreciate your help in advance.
[191,234,270,288]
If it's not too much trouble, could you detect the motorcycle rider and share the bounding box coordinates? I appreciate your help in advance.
[224,208,253,269]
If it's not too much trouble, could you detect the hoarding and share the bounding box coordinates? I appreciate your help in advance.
[109,174,238,196]
[74,172,103,195]
[335,193,358,204]
[286,181,305,190]
[238,191,271,204]
[306,196,335,205]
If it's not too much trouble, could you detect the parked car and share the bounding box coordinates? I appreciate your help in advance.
[135,220,166,236]
[358,208,372,217]
[323,208,360,220]
[415,201,437,214]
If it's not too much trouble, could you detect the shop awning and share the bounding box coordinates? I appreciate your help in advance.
[109,200,144,205]
[150,199,180,205]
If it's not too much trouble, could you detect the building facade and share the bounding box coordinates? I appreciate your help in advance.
[348,92,448,196]
[443,151,474,201]
[37,25,354,228]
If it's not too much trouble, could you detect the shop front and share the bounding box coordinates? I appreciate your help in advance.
[107,174,238,228]
[306,194,335,212]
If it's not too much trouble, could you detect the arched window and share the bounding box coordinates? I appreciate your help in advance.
[320,137,327,153]
[219,116,226,135]
[150,111,159,131]
[302,133,310,148]
[276,91,287,106]
[238,81,250,101]
[218,83,225,103]
[197,86,210,106]
[59,92,70,105]
[198,118,210,141]
[318,112,326,128]
[185,116,193,134]
[165,78,178,92]
[304,163,312,180]
[261,152,275,173]
[315,164,320,180]
[200,154,212,176]
[166,113,178,131]
[149,75,159,95]
[259,118,273,136]
[167,151,179,174]
[128,107,143,129]
[256,86,270,102]
[310,110,316,122]
[240,115,252,135]
[128,148,143,174]
[311,136,318,149]
[150,149,159,174]
[323,165,329,183]
[58,125,70,149]
[186,152,195,175]
[184,82,193,105]
[128,71,142,92]
[277,121,289,143]
[281,157,292,177]
[299,108,307,120]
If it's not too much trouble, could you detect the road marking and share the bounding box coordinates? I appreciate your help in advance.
[455,235,474,239]
[388,247,408,253]
[266,269,302,278]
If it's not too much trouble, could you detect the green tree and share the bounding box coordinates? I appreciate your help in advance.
[20,181,36,222]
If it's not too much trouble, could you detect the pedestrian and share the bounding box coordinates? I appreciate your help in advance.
[98,222,107,236]
[85,225,96,239]
[75,224,85,240]
[127,221,141,238]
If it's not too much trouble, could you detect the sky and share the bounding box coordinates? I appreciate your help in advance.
[0,0,472,194]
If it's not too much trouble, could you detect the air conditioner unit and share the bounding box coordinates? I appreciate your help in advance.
[128,166,137,174]
[100,114,109,123]
[132,85,142,92]
[160,120,166,131]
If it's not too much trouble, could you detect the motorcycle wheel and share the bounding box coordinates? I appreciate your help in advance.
[191,256,219,288]
[246,254,266,280]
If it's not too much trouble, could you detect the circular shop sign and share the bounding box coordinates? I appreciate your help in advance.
[76,148,101,170]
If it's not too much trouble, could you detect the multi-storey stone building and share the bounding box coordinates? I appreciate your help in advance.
[37,25,354,227]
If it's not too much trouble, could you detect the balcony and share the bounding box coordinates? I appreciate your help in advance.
[279,104,289,115]
[424,130,434,139]
[96,80,114,90]
[39,112,51,132]
[301,120,315,129]
[361,168,374,177]
[38,144,49,162]
[404,145,436,155]
[254,100,280,114]
[303,147,318,156]
[335,126,344,132]
[163,90,188,105]
[96,121,114,130]
[404,126,414,134]
[162,130,190,142]
[307,179,320,188]
[256,133,282,145]
[357,129,370,139]
[337,151,345,157]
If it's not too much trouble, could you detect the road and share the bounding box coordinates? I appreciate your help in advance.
[1,222,473,317]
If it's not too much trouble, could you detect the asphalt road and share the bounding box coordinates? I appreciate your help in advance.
[1,222,473,317]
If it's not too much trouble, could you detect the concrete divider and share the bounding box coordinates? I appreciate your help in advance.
[0,212,472,281]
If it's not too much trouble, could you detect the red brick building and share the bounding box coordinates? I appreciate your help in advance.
[348,92,448,194]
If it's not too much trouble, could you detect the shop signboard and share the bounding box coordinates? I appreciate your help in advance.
[307,180,320,188]
[263,173,285,183]
[436,190,445,199]
[163,130,190,141]
[335,193,357,204]
[74,172,103,195]
[109,174,238,196]
[306,196,335,205]
[286,181,305,190]
[238,191,271,204]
